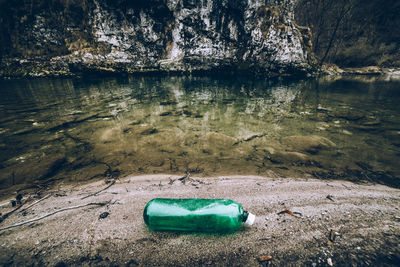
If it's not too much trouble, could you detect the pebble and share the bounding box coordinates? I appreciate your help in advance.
[327,257,333,266]
[99,212,110,219]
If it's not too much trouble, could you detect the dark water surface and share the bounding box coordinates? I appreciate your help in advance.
[1,75,399,193]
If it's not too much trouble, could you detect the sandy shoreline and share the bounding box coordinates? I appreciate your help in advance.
[0,175,399,266]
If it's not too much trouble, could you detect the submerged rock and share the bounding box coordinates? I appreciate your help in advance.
[129,120,142,126]
[159,111,172,116]
[270,151,309,164]
[0,0,315,78]
[360,119,381,126]
[282,135,336,154]
[202,132,238,148]
[330,109,365,121]
[136,125,158,135]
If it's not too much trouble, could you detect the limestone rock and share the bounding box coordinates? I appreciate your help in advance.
[0,0,315,78]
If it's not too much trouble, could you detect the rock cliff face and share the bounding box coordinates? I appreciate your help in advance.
[0,0,315,78]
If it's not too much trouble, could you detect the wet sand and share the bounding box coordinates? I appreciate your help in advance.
[0,175,399,266]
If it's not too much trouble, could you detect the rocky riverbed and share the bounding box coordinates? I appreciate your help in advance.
[1,75,400,196]
[0,175,399,266]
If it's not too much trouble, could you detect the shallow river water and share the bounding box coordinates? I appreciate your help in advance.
[0,75,399,193]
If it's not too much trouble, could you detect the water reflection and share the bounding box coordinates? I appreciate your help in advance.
[0,75,399,193]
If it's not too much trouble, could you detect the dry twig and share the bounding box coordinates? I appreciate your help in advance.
[0,201,26,223]
[19,194,52,214]
[81,180,116,200]
[0,201,110,231]
[326,195,335,202]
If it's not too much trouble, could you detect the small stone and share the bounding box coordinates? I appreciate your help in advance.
[99,212,110,219]
[327,257,333,266]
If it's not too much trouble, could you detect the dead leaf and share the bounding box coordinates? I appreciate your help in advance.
[258,255,272,262]
[278,209,299,218]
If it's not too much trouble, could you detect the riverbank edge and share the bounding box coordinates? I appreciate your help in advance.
[1,53,399,81]
[0,56,315,80]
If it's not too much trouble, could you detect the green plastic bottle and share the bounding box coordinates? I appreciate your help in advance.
[143,198,255,233]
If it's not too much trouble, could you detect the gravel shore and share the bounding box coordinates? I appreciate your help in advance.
[1,175,399,266]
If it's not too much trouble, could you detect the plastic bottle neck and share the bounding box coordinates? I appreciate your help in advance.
[243,211,256,226]
[242,211,249,222]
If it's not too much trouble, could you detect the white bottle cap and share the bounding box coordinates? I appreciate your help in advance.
[245,212,256,226]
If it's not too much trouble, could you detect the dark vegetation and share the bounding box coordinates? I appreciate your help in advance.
[0,0,93,59]
[0,0,173,60]
[294,0,400,67]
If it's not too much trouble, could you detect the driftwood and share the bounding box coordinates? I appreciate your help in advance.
[0,201,110,231]
[81,180,116,200]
